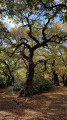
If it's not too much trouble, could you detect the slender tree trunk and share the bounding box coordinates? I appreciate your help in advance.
[52,60,59,86]
[63,77,67,86]
[62,75,65,85]
[11,74,15,86]
[53,71,59,86]
[6,76,10,87]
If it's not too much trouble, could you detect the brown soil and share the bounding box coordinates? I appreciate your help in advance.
[0,86,67,120]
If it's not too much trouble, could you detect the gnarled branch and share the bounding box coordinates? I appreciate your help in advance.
[39,0,67,10]
[25,17,40,44]
[47,35,67,43]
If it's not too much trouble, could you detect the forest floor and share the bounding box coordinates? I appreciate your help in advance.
[0,86,67,120]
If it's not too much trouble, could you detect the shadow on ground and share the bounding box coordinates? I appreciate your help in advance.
[0,86,67,120]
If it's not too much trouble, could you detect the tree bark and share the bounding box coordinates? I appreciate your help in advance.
[62,75,65,85]
[6,76,10,87]
[10,74,15,86]
[19,53,34,97]
[24,55,34,97]
[53,71,59,86]
[52,60,59,86]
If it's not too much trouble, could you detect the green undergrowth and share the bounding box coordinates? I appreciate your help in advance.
[2,92,16,96]
[0,77,6,88]
[33,79,54,94]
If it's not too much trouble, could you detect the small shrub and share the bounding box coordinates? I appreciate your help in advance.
[33,78,54,93]
[0,77,6,88]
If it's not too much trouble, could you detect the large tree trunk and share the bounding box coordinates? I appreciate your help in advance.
[24,56,34,97]
[19,54,34,97]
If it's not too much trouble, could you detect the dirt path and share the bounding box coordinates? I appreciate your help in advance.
[0,86,67,120]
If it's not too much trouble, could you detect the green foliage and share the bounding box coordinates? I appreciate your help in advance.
[64,11,67,22]
[0,76,6,88]
[3,92,15,96]
[33,65,54,93]
[14,71,25,86]
[0,21,9,40]
[33,78,54,93]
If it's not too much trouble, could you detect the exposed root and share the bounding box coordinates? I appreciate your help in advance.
[18,89,24,97]
[18,88,39,98]
[12,99,19,104]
